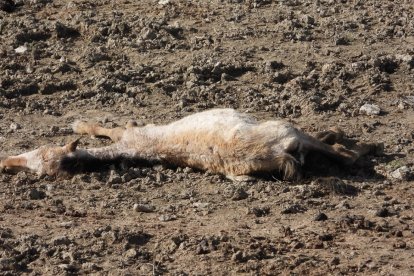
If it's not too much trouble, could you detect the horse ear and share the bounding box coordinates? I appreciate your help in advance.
[64,138,81,153]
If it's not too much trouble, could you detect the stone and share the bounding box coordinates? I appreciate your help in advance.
[359,104,381,115]
[14,45,27,53]
[9,122,21,131]
[159,214,176,222]
[390,166,411,180]
[133,203,155,213]
[52,235,72,246]
[231,187,248,201]
[28,189,46,200]
[331,256,340,265]
[108,170,122,184]
[124,248,137,259]
[314,212,328,221]
[231,250,244,262]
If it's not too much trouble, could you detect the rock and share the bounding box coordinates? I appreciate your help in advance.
[124,248,137,259]
[390,166,411,180]
[155,172,166,183]
[141,27,156,40]
[395,54,414,69]
[372,190,385,196]
[221,73,233,81]
[9,122,21,131]
[52,235,72,246]
[314,177,359,196]
[133,203,155,213]
[321,63,336,76]
[373,55,399,73]
[196,239,210,255]
[101,231,117,243]
[28,189,46,200]
[159,214,176,222]
[247,206,270,217]
[50,126,59,133]
[192,202,210,209]
[14,45,27,53]
[335,200,351,209]
[15,172,30,186]
[314,212,328,221]
[291,241,305,249]
[108,170,122,184]
[231,187,248,201]
[158,0,170,4]
[81,262,101,271]
[395,54,413,63]
[302,15,315,26]
[393,241,406,249]
[330,256,340,265]
[231,250,245,262]
[124,168,141,180]
[272,71,291,84]
[335,36,350,46]
[40,80,76,94]
[359,104,381,115]
[337,102,349,113]
[26,64,33,73]
[183,167,193,174]
[30,0,53,4]
[60,221,74,228]
[264,60,285,72]
[281,203,307,214]
[318,233,334,241]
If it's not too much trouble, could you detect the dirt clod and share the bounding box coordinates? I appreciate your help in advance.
[314,212,328,221]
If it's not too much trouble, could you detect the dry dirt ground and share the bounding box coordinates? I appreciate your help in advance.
[1,0,414,275]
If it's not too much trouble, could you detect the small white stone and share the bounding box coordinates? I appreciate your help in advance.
[395,54,413,63]
[46,184,54,192]
[10,122,21,130]
[159,214,176,222]
[359,103,381,115]
[108,170,121,184]
[397,102,406,110]
[14,46,27,54]
[60,221,74,228]
[192,202,210,209]
[390,166,411,180]
[124,248,137,259]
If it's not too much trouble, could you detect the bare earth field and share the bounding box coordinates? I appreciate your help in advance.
[1,0,414,275]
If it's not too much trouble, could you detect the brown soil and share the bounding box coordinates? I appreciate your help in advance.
[1,0,413,275]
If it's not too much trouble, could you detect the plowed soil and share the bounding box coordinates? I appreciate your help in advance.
[0,0,413,275]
